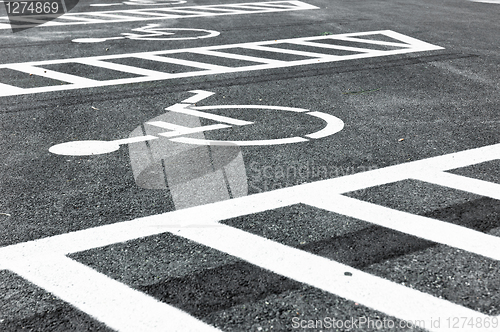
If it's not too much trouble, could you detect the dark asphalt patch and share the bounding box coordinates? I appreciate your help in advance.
[139,261,303,317]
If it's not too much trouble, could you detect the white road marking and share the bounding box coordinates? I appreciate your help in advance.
[2,143,500,331]
[7,64,97,85]
[50,90,344,153]
[470,0,500,3]
[304,111,345,139]
[152,122,232,138]
[305,194,500,261]
[0,30,443,97]
[170,136,309,146]
[0,1,318,29]
[167,105,255,126]
[7,256,221,332]
[78,59,166,77]
[411,171,500,201]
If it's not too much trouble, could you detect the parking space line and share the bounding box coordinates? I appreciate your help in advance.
[76,59,168,77]
[138,54,228,70]
[170,224,494,332]
[171,136,309,146]
[411,171,500,200]
[155,8,218,16]
[0,30,443,97]
[0,1,319,29]
[8,256,221,332]
[243,44,331,58]
[6,64,98,85]
[189,49,287,64]
[0,82,24,94]
[287,40,377,53]
[304,194,500,261]
[0,143,499,331]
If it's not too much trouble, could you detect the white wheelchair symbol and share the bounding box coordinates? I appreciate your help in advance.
[49,90,344,156]
[72,24,220,43]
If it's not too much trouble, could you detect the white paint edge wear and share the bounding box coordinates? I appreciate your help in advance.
[1,143,499,331]
[0,30,443,97]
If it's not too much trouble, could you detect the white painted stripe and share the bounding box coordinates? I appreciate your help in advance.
[225,4,286,10]
[331,35,411,48]
[193,105,310,112]
[114,135,158,145]
[8,256,221,332]
[158,9,218,15]
[380,29,444,50]
[181,90,216,103]
[168,105,254,125]
[470,0,500,3]
[0,83,24,94]
[158,124,231,137]
[411,171,500,200]
[146,121,190,131]
[76,59,167,77]
[184,7,249,14]
[138,54,228,71]
[288,40,377,53]
[243,44,330,58]
[304,111,344,139]
[171,136,308,146]
[189,49,285,65]
[145,120,232,138]
[0,190,298,256]
[0,31,444,97]
[304,194,500,261]
[242,2,297,8]
[5,64,97,85]
[167,224,498,332]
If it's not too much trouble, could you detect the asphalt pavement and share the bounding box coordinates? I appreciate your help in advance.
[0,0,499,331]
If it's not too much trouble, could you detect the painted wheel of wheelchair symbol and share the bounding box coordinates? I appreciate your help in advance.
[49,90,344,156]
[72,26,220,43]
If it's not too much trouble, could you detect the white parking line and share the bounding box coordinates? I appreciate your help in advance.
[0,1,318,29]
[1,143,499,331]
[8,256,221,332]
[0,30,443,97]
[305,195,500,261]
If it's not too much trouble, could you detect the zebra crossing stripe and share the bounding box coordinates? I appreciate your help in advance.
[0,143,499,331]
[0,30,443,97]
[0,1,319,29]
